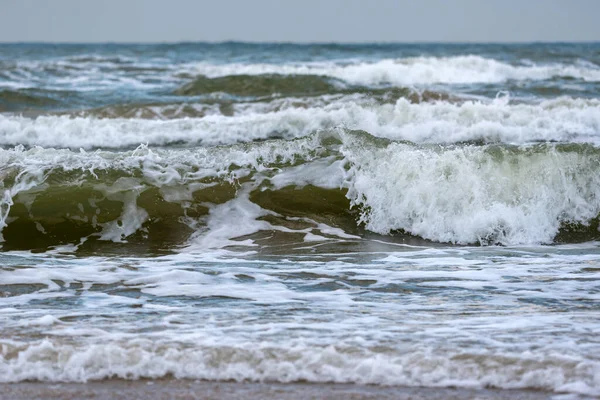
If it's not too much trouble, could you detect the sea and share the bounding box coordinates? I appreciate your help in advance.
[0,42,599,397]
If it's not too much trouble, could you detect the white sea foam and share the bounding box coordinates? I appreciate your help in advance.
[0,338,597,395]
[0,57,183,91]
[1,96,600,148]
[6,55,599,93]
[341,131,600,244]
[3,45,600,398]
[2,129,600,245]
[0,243,598,394]
[0,249,598,394]
[4,54,600,95]
[189,55,600,85]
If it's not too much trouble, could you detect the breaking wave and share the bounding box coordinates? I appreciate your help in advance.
[189,55,600,86]
[0,338,597,396]
[1,131,600,250]
[1,96,600,149]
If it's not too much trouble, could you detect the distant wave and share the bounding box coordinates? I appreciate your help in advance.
[1,96,599,148]
[0,89,67,112]
[3,55,600,97]
[188,55,600,85]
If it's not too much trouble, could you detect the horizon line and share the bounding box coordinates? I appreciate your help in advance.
[1,40,599,46]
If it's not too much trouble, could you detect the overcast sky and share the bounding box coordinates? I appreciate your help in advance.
[1,0,599,43]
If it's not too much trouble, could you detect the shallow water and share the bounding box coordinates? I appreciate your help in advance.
[0,42,599,396]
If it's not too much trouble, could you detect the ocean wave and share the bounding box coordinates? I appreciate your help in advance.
[343,132,600,245]
[188,55,600,85]
[67,89,445,120]
[0,57,181,94]
[1,132,600,248]
[173,73,452,102]
[174,74,345,97]
[4,55,600,99]
[0,338,597,395]
[1,96,600,149]
[0,89,67,112]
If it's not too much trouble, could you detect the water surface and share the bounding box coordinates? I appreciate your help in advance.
[0,42,599,397]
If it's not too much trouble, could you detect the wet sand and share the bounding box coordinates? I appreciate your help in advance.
[0,380,566,400]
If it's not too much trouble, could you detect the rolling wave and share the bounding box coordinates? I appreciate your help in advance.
[188,55,600,86]
[1,131,600,250]
[1,338,597,395]
[1,96,600,149]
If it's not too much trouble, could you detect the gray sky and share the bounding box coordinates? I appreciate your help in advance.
[1,0,599,43]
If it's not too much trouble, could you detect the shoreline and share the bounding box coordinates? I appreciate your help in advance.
[0,380,571,400]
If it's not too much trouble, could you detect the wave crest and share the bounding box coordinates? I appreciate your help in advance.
[1,132,600,249]
[2,96,600,149]
[189,55,600,86]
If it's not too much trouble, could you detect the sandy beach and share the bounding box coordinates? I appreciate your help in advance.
[0,380,564,400]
